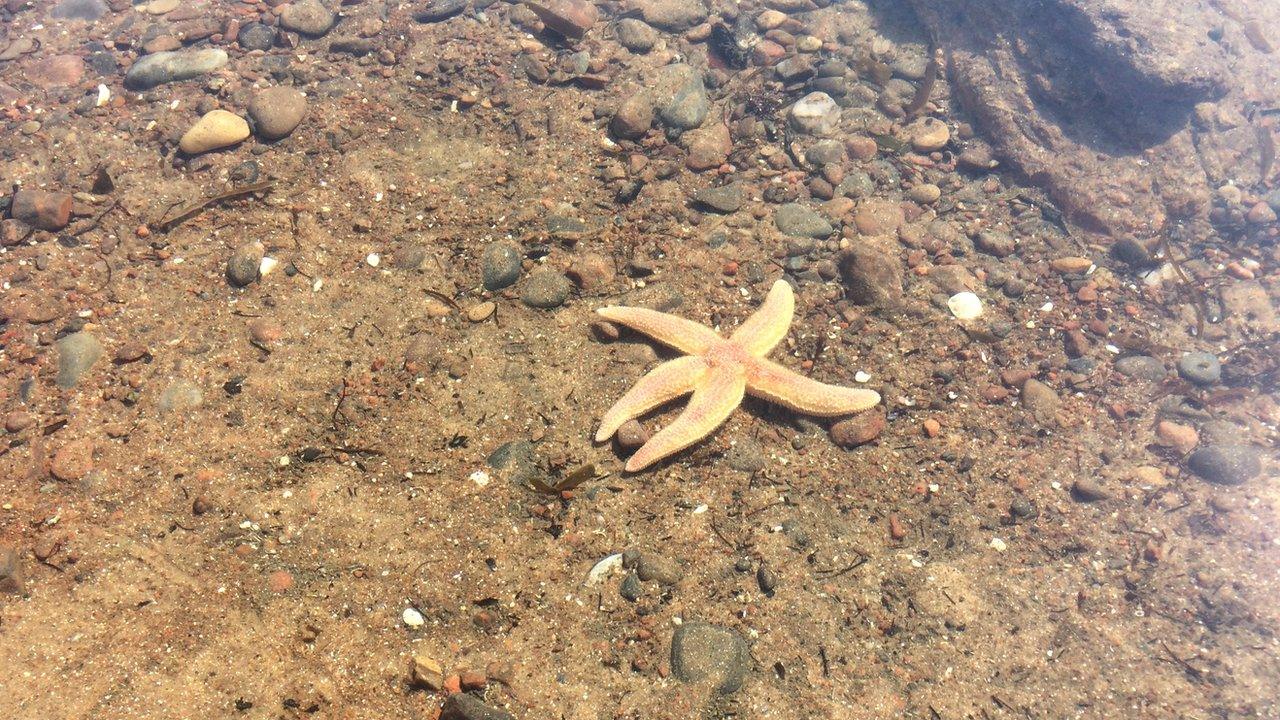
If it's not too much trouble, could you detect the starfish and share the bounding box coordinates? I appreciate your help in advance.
[595,280,880,472]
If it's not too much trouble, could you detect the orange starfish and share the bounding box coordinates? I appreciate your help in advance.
[595,280,881,472]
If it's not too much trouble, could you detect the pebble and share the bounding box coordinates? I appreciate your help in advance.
[1155,420,1198,455]
[50,0,106,21]
[11,189,73,231]
[1071,477,1109,502]
[756,9,786,29]
[907,183,941,204]
[238,22,277,51]
[619,572,642,601]
[227,242,265,286]
[1111,237,1151,266]
[851,198,904,235]
[5,411,34,433]
[124,48,228,90]
[670,622,750,694]
[1246,201,1277,224]
[0,546,22,595]
[466,301,496,322]
[279,0,335,37]
[520,270,572,308]
[654,65,709,130]
[635,553,684,585]
[614,419,649,451]
[481,242,522,290]
[27,55,85,88]
[947,292,983,320]
[684,123,732,170]
[248,318,283,344]
[838,246,902,307]
[611,91,653,139]
[158,379,204,414]
[56,331,103,389]
[774,203,833,238]
[1176,351,1221,386]
[440,694,515,720]
[1051,256,1093,274]
[974,230,1016,257]
[1115,355,1166,381]
[829,411,885,447]
[1186,444,1262,486]
[906,117,950,151]
[1021,379,1059,425]
[789,92,841,135]
[837,170,875,198]
[692,184,744,214]
[51,438,94,481]
[724,440,766,472]
[616,18,658,52]
[414,0,468,23]
[248,87,307,140]
[402,607,425,627]
[410,654,445,690]
[267,569,294,593]
[526,0,599,38]
[634,0,708,31]
[1009,496,1035,519]
[179,110,251,154]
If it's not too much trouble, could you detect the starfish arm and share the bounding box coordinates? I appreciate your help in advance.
[745,358,880,416]
[595,356,709,442]
[596,306,722,355]
[729,279,795,357]
[624,365,747,472]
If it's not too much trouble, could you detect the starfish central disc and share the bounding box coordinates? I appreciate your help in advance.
[595,280,881,472]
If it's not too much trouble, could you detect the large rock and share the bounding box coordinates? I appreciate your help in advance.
[651,64,708,130]
[279,0,335,37]
[905,0,1280,237]
[248,87,307,140]
[839,246,903,307]
[630,0,708,31]
[670,622,750,694]
[179,110,250,154]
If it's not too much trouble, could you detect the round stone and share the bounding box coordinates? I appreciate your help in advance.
[279,0,335,37]
[248,86,307,140]
[616,18,658,52]
[481,242,522,291]
[1187,445,1262,486]
[1177,351,1221,385]
[237,22,277,51]
[1115,355,1166,381]
[907,117,950,152]
[227,242,265,287]
[56,332,103,389]
[520,270,572,309]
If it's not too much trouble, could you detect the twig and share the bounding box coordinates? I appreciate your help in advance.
[904,47,943,121]
[156,181,276,232]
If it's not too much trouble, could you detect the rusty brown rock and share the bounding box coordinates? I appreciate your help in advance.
[51,438,94,481]
[11,188,73,231]
[830,411,886,447]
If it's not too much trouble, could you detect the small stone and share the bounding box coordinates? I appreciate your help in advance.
[1051,256,1093,274]
[1009,496,1034,518]
[56,332,103,389]
[906,117,950,151]
[526,0,599,38]
[466,301,496,322]
[481,242,522,290]
[851,198,904,235]
[440,694,515,720]
[520,270,572,308]
[1115,355,1165,381]
[756,565,777,594]
[5,411,34,433]
[1155,420,1198,455]
[635,0,708,31]
[611,91,653,139]
[789,91,840,135]
[684,123,732,170]
[279,0,335,37]
[1177,351,1221,386]
[51,438,94,481]
[829,411,885,447]
[27,55,85,88]
[1246,201,1277,224]
[267,569,294,593]
[124,48,228,90]
[158,379,204,414]
[657,73,709,130]
[410,655,445,690]
[947,292,983,320]
[1071,477,1109,502]
[616,18,658,52]
[238,22,277,50]
[227,242,265,287]
[414,0,468,23]
[615,419,649,451]
[775,203,833,238]
[756,9,786,29]
[907,183,941,204]
[179,110,250,154]
[974,230,1016,257]
[402,607,425,627]
[248,318,284,344]
[1021,379,1059,425]
[839,246,902,307]
[1187,445,1262,486]
[248,87,307,140]
[670,622,750,695]
[11,189,73,231]
[636,554,684,585]
[0,546,22,595]
[724,440,766,472]
[619,572,642,602]
[692,184,743,214]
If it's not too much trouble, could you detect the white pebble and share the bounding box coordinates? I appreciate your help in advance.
[402,607,425,628]
[854,370,871,383]
[947,292,983,320]
[469,470,491,487]
[366,253,381,268]
[989,537,1007,552]
[259,256,279,277]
